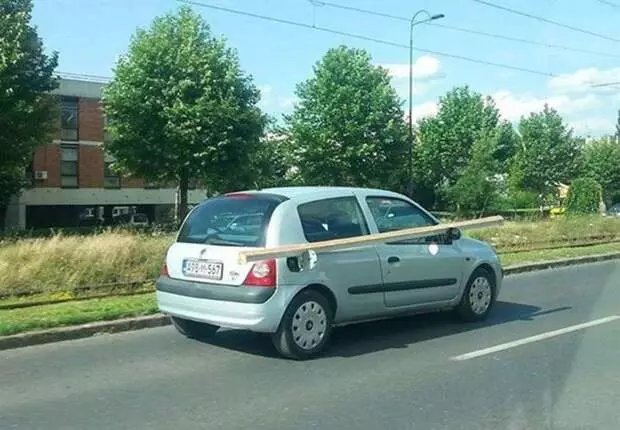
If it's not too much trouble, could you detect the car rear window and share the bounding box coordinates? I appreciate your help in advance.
[177,193,287,247]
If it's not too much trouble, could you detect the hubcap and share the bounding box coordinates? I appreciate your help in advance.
[291,300,326,350]
[469,276,492,315]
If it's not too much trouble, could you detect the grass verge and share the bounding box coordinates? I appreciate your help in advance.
[499,242,620,266]
[0,294,157,337]
[469,216,620,248]
[0,232,171,296]
[2,242,619,337]
[1,216,618,298]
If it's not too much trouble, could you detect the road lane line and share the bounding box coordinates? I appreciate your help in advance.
[451,315,620,361]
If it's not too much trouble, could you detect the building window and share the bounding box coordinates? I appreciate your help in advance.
[25,162,34,186]
[103,153,120,189]
[61,145,78,188]
[60,97,79,141]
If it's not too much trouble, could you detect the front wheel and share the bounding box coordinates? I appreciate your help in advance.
[455,268,496,322]
[170,316,219,340]
[272,290,334,360]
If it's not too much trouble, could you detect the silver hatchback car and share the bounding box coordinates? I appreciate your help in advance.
[156,187,503,359]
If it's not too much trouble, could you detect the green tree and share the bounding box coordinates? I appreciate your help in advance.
[102,7,266,221]
[285,46,408,191]
[509,105,580,199]
[565,177,602,215]
[250,127,292,189]
[495,120,519,170]
[414,86,500,208]
[446,130,501,215]
[0,0,58,230]
[580,137,620,205]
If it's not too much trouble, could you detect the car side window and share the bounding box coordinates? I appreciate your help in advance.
[298,197,370,243]
[366,196,437,235]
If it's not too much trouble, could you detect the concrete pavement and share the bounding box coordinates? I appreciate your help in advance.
[1,261,619,429]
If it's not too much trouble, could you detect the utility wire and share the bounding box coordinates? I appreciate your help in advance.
[591,81,620,87]
[595,0,620,9]
[311,0,620,60]
[178,0,556,78]
[470,0,620,43]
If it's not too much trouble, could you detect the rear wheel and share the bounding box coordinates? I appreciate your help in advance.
[170,316,219,339]
[455,268,496,322]
[272,290,334,360]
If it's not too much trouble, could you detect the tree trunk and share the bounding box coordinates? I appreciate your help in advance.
[0,204,7,232]
[176,171,189,226]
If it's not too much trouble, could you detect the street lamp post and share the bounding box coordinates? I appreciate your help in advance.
[407,10,444,197]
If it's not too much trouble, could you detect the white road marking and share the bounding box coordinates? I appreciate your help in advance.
[451,315,620,361]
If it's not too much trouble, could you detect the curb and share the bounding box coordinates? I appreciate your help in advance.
[503,252,620,276]
[0,314,170,351]
[1,252,619,352]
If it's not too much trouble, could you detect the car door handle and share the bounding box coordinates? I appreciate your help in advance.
[387,256,400,264]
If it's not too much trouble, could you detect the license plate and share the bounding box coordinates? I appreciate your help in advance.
[182,259,223,280]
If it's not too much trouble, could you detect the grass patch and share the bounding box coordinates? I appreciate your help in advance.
[1,241,619,337]
[0,294,158,337]
[499,242,620,266]
[0,232,171,296]
[469,216,620,248]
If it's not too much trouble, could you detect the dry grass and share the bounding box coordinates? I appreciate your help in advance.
[0,232,172,296]
[468,216,620,249]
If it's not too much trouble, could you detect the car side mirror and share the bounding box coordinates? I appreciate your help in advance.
[447,227,461,241]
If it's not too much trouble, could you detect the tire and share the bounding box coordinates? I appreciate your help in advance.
[170,316,219,340]
[272,289,334,360]
[455,267,497,322]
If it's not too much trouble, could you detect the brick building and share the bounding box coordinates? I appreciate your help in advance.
[4,76,208,230]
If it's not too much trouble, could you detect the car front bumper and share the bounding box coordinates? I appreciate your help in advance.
[155,276,294,333]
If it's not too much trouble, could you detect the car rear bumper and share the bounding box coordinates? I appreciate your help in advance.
[156,276,276,304]
[155,276,292,333]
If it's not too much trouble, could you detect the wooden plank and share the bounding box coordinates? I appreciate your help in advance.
[238,215,504,264]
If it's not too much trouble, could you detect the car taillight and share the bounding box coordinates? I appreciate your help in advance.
[160,263,169,277]
[243,259,276,287]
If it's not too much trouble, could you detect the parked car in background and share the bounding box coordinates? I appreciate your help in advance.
[156,187,503,360]
[112,213,149,227]
[608,203,620,217]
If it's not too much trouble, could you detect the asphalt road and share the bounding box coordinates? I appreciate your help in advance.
[1,261,619,430]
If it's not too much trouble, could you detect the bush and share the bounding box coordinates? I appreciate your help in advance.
[493,190,541,211]
[565,178,602,215]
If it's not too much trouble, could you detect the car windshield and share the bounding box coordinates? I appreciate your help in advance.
[133,214,147,222]
[177,194,286,247]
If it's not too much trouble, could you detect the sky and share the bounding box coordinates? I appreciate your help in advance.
[32,0,620,137]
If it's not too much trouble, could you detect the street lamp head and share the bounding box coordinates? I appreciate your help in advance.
[411,10,445,26]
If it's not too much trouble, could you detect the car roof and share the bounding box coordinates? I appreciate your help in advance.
[247,186,406,201]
